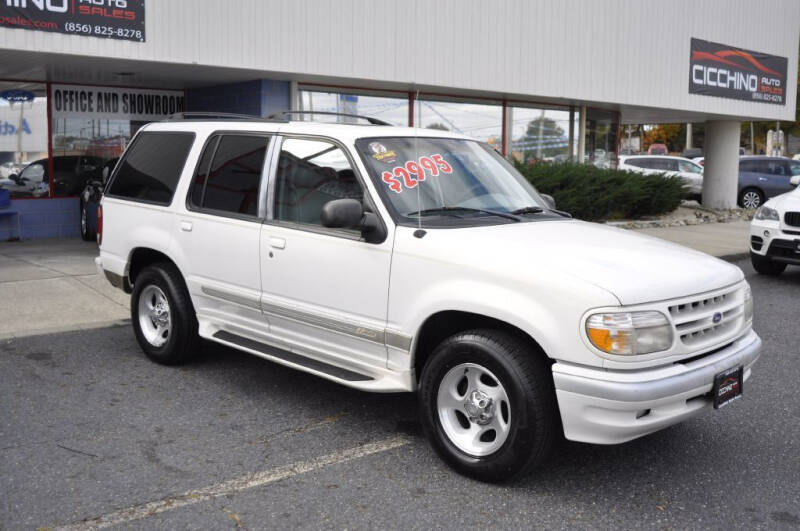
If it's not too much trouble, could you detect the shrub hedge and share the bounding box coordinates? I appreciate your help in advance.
[515,161,687,222]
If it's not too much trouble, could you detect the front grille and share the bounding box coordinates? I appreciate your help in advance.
[668,286,745,349]
[767,239,800,260]
[785,211,800,227]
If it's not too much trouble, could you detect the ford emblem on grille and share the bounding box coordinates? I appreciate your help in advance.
[712,312,723,324]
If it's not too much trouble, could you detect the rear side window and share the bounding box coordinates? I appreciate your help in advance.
[107,132,194,205]
[188,134,269,217]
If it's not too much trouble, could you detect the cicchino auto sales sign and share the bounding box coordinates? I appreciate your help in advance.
[0,0,144,42]
[689,38,787,105]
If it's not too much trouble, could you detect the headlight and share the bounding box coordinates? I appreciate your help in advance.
[743,283,753,323]
[754,205,779,221]
[586,311,673,355]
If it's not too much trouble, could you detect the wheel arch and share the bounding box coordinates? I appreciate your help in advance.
[411,310,552,382]
[127,247,183,289]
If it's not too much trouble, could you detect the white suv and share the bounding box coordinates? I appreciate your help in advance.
[618,155,704,197]
[749,175,800,275]
[97,112,761,482]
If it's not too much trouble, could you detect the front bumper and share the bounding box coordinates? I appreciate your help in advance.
[749,220,800,263]
[552,329,761,444]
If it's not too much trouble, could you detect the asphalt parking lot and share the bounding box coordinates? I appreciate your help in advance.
[1,258,799,530]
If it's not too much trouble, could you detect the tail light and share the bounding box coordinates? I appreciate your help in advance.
[97,204,103,246]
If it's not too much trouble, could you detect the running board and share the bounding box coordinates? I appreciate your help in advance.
[212,331,374,382]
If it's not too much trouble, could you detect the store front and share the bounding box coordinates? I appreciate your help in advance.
[0,79,620,241]
[0,81,184,239]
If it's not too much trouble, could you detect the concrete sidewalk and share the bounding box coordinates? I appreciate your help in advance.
[0,221,751,339]
[0,239,129,339]
[631,220,750,259]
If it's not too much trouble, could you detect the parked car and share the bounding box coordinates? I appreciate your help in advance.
[682,148,703,159]
[0,159,49,197]
[97,113,760,482]
[692,157,704,167]
[618,155,703,196]
[0,161,25,179]
[647,143,668,155]
[737,156,800,209]
[80,157,118,241]
[52,155,106,196]
[748,175,800,275]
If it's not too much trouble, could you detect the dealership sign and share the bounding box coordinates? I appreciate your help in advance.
[51,84,184,121]
[0,0,145,42]
[689,38,787,105]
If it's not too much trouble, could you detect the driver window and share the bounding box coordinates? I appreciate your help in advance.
[21,163,45,181]
[274,138,363,227]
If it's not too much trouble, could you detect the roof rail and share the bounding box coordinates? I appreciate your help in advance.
[267,110,393,126]
[163,112,286,122]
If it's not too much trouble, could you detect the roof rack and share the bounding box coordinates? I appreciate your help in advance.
[267,110,393,126]
[163,112,286,122]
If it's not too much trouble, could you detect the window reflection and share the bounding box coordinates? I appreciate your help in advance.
[0,82,48,198]
[298,89,409,125]
[508,106,575,164]
[414,99,503,147]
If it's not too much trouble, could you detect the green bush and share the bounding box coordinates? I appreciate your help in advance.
[514,161,687,221]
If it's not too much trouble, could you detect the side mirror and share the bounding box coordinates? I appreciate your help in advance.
[791,176,800,187]
[541,193,556,209]
[321,198,384,242]
[321,198,365,229]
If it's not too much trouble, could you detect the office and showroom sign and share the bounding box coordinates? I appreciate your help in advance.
[0,0,145,42]
[689,38,787,105]
[51,84,184,121]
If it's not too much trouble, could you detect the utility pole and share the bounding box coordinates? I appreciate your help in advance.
[750,122,754,154]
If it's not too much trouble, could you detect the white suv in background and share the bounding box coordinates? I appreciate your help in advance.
[618,155,704,197]
[749,175,800,275]
[97,112,760,482]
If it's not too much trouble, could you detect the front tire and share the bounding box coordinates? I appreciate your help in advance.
[131,262,200,365]
[418,329,557,482]
[751,251,786,276]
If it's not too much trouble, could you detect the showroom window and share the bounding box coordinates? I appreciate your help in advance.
[0,82,49,198]
[414,98,503,147]
[585,108,620,169]
[507,106,575,163]
[298,88,409,125]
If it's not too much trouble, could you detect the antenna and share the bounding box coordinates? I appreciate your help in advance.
[414,88,422,232]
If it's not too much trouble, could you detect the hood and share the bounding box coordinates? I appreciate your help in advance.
[767,189,800,212]
[419,220,743,306]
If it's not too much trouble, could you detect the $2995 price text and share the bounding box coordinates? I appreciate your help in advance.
[381,154,453,193]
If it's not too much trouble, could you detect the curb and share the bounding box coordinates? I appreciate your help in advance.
[0,319,130,341]
[718,252,749,263]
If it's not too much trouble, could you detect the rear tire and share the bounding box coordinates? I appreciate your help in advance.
[739,188,764,209]
[80,201,95,241]
[418,329,557,482]
[751,252,786,276]
[131,262,200,365]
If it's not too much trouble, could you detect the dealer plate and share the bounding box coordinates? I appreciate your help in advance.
[713,365,743,409]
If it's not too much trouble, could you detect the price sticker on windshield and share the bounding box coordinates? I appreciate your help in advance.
[381,154,453,193]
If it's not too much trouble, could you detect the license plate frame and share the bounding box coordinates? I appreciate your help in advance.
[713,365,743,409]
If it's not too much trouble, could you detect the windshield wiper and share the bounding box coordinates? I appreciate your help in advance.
[406,206,521,222]
[509,206,545,216]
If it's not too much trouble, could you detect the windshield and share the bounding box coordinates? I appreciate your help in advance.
[355,137,549,224]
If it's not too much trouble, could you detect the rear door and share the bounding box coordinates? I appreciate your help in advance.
[258,136,393,373]
[175,132,271,332]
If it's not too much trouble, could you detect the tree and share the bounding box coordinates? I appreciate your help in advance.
[514,116,566,159]
[425,122,449,131]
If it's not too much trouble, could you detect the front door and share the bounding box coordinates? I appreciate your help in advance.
[259,136,393,372]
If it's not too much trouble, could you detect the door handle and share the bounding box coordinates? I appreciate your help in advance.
[180,221,193,232]
[269,237,286,249]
